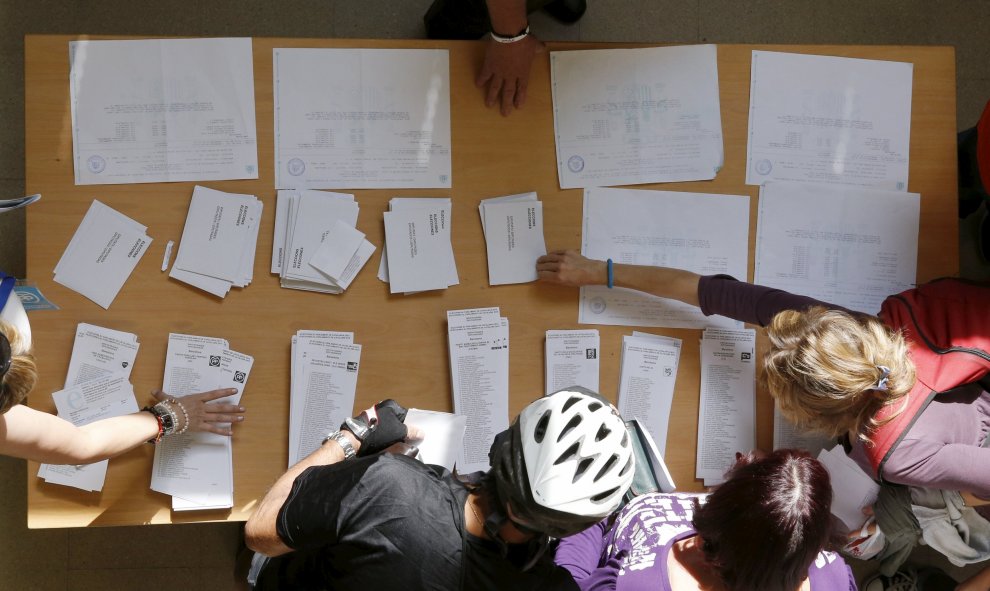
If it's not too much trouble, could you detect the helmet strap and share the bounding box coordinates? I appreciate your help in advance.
[483,509,511,558]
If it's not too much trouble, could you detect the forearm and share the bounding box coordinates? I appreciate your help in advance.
[245,435,353,556]
[957,564,990,591]
[485,0,527,33]
[612,264,701,307]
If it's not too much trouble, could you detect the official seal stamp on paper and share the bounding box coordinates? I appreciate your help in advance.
[589,297,606,314]
[755,158,772,175]
[87,155,106,174]
[568,155,585,173]
[287,158,306,176]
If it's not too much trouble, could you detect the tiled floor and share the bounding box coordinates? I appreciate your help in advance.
[1,1,988,589]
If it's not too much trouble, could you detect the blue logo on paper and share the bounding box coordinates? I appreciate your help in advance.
[87,155,106,174]
[568,155,585,173]
[755,159,772,175]
[287,158,306,176]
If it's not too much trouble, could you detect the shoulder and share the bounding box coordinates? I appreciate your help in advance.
[808,551,856,591]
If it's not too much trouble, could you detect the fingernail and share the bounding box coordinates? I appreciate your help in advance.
[239,407,246,412]
[237,416,245,421]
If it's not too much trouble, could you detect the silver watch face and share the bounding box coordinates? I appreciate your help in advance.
[344,417,369,439]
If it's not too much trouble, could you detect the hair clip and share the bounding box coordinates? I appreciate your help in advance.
[875,365,891,391]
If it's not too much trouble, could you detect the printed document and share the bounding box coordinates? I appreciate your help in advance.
[54,200,152,309]
[580,187,749,329]
[308,220,376,291]
[404,408,467,471]
[383,206,457,293]
[545,329,600,394]
[754,181,919,314]
[378,198,457,291]
[69,38,258,185]
[479,194,546,285]
[617,333,681,457]
[273,48,452,189]
[747,51,913,190]
[447,308,509,473]
[63,323,139,388]
[773,403,832,457]
[696,329,756,485]
[818,445,879,530]
[551,45,723,188]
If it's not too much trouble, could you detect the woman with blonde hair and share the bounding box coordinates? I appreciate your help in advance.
[536,250,990,495]
[0,278,245,463]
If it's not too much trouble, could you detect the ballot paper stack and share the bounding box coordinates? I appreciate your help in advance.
[447,308,509,473]
[545,329,600,395]
[169,186,262,298]
[38,324,141,491]
[379,198,458,294]
[696,328,756,487]
[617,332,682,458]
[818,446,880,531]
[272,190,374,293]
[54,200,152,309]
[151,334,253,511]
[479,193,547,286]
[288,330,362,466]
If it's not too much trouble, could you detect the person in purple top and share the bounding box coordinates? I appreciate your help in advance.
[535,250,990,501]
[554,449,857,591]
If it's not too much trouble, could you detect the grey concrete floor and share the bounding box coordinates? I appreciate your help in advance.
[1,0,989,589]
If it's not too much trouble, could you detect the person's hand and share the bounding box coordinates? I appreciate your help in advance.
[151,388,244,436]
[475,34,545,116]
[342,399,424,457]
[536,250,607,287]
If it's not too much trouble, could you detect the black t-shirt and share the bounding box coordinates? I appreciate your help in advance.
[254,454,578,591]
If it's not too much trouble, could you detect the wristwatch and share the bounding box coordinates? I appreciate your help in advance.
[343,416,370,441]
[323,430,357,460]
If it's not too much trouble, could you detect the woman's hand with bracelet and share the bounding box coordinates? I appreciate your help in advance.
[536,250,607,287]
[150,388,245,436]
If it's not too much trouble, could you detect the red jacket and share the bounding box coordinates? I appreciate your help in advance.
[867,279,990,480]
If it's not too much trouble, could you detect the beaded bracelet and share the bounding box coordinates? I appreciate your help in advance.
[170,397,191,435]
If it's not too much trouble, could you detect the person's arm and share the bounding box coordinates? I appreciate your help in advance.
[536,249,701,306]
[475,0,545,116]
[957,564,990,591]
[0,388,243,464]
[554,520,609,582]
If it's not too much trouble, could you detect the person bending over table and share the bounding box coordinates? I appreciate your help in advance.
[244,388,634,590]
[536,250,990,498]
[0,292,245,463]
[554,449,856,591]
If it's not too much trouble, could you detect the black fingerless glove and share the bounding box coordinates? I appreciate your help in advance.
[342,399,409,457]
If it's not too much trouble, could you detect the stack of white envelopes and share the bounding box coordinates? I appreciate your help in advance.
[479,192,546,285]
[288,330,362,466]
[272,190,373,293]
[379,198,458,294]
[151,333,253,511]
[38,324,141,492]
[169,185,262,298]
[54,200,152,309]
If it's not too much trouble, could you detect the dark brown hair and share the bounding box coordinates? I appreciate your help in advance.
[692,449,833,591]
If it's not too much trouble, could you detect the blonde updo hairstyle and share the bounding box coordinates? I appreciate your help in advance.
[0,320,37,414]
[764,306,915,443]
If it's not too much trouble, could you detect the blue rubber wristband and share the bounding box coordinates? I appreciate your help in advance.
[606,259,613,289]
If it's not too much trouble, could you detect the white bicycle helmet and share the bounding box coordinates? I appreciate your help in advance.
[489,387,634,537]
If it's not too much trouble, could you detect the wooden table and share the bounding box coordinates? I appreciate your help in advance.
[24,35,958,528]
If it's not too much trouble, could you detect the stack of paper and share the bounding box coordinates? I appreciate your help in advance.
[746,51,913,190]
[479,193,546,285]
[755,181,920,315]
[404,408,467,471]
[288,330,362,466]
[617,331,682,458]
[169,185,262,298]
[447,308,509,473]
[818,445,879,530]
[272,190,373,293]
[696,328,756,486]
[151,333,253,511]
[39,323,142,492]
[550,45,723,188]
[545,329,600,395]
[0,193,40,213]
[380,198,458,294]
[54,200,152,309]
[579,187,749,329]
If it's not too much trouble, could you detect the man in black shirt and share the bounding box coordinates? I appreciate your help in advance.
[245,390,634,590]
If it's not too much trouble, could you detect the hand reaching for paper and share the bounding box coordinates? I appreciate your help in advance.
[342,399,425,456]
[475,34,545,116]
[150,388,244,436]
[536,250,606,287]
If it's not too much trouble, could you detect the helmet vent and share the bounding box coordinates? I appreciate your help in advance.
[595,454,618,481]
[533,410,551,443]
[591,487,619,503]
[554,442,580,465]
[587,401,602,412]
[620,430,629,447]
[561,395,582,413]
[573,457,594,483]
[619,457,634,477]
[557,414,583,442]
[595,424,611,442]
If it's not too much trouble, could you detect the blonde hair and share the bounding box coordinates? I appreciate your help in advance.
[0,319,37,414]
[764,307,915,443]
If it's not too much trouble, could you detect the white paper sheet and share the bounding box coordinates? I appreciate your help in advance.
[481,199,546,285]
[545,329,600,395]
[551,45,723,188]
[378,198,457,290]
[746,51,913,190]
[696,329,756,485]
[447,308,509,473]
[754,181,920,314]
[273,48,452,189]
[279,190,360,293]
[384,206,456,293]
[404,408,467,471]
[63,323,139,388]
[69,38,258,185]
[818,445,879,530]
[579,187,749,329]
[773,403,833,457]
[617,334,681,457]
